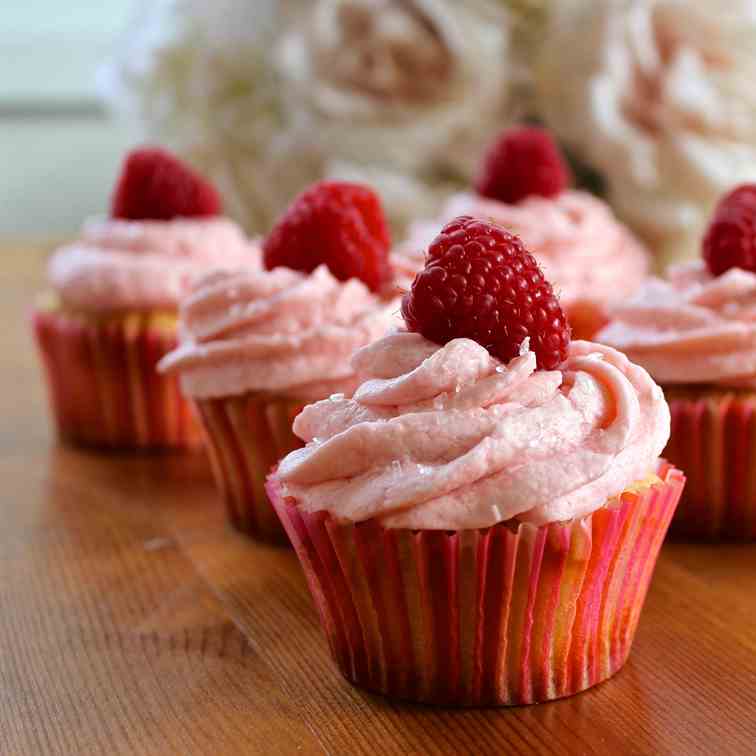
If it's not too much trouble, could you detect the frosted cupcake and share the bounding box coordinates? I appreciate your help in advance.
[597,184,756,540]
[394,127,649,339]
[32,147,258,449]
[160,181,401,540]
[267,216,683,705]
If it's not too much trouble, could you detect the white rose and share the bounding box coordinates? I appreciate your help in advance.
[278,0,515,177]
[537,0,756,265]
[275,0,518,227]
[101,0,311,234]
[102,0,521,236]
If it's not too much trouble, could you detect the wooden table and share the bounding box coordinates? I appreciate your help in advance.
[3,243,756,755]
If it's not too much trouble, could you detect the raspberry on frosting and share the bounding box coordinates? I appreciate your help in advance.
[111,147,222,221]
[474,126,570,204]
[401,216,570,370]
[263,181,392,293]
[703,184,756,276]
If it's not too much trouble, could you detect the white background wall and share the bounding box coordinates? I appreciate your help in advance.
[0,1,136,237]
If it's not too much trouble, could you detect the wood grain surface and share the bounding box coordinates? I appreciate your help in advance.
[2,243,756,755]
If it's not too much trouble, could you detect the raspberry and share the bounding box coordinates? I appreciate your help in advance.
[703,184,756,276]
[401,216,570,370]
[474,126,570,204]
[263,181,391,292]
[111,147,221,221]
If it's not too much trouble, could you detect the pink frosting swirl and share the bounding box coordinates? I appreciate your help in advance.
[393,190,649,307]
[47,217,259,311]
[275,332,669,528]
[159,265,402,400]
[598,260,756,388]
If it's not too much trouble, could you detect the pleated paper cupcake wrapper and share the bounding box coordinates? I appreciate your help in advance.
[195,394,305,542]
[565,300,609,342]
[33,308,199,450]
[666,387,756,540]
[268,463,684,706]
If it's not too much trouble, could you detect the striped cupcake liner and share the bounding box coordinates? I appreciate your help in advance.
[195,394,305,542]
[268,463,684,706]
[33,308,199,450]
[666,387,756,540]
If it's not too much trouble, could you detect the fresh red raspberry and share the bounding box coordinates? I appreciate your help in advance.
[263,181,392,293]
[703,184,756,276]
[474,126,570,204]
[402,216,570,370]
[111,147,221,221]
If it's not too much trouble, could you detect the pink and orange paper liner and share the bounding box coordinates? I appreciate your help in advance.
[195,393,305,541]
[666,386,756,540]
[33,307,199,449]
[268,462,684,706]
[566,300,609,342]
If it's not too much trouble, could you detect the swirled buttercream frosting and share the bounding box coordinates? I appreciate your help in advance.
[394,191,648,307]
[275,331,669,528]
[598,260,756,388]
[47,217,258,311]
[159,265,401,400]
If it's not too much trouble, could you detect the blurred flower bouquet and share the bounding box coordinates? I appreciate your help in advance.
[102,0,756,263]
[538,0,756,266]
[103,0,530,235]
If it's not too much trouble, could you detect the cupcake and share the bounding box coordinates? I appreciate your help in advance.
[393,127,649,340]
[597,184,756,540]
[267,216,683,705]
[159,181,402,541]
[32,147,259,449]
